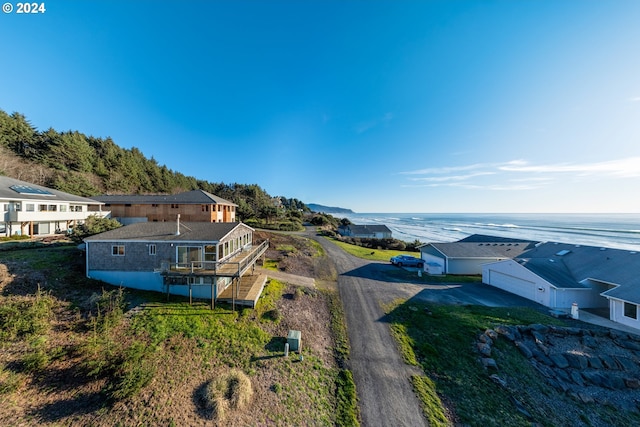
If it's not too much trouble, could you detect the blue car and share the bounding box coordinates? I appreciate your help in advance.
[390,255,424,268]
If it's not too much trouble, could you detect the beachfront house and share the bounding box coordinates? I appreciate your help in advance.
[84,221,269,307]
[1,176,108,237]
[92,190,237,225]
[337,224,392,239]
[419,234,537,275]
[482,242,640,331]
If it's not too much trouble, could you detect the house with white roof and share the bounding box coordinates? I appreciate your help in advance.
[0,176,107,237]
[483,242,640,331]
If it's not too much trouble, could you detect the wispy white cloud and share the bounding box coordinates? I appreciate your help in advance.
[499,157,640,178]
[402,181,544,191]
[400,157,640,192]
[630,96,640,102]
[407,172,496,182]
[400,163,493,175]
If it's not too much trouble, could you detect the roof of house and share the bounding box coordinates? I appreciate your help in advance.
[516,257,587,289]
[516,242,640,301]
[84,221,251,243]
[0,176,102,204]
[339,224,392,234]
[422,239,537,259]
[458,234,537,244]
[92,190,237,206]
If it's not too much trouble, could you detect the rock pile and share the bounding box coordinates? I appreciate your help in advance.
[476,324,640,411]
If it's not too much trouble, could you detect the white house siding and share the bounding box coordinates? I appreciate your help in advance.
[448,258,497,275]
[551,288,599,309]
[609,299,640,330]
[422,253,445,271]
[424,262,443,275]
[483,260,602,309]
[484,261,547,305]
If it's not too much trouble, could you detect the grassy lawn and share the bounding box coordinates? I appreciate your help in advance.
[385,300,640,427]
[327,238,419,262]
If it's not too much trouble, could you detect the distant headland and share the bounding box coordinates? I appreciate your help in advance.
[307,203,354,214]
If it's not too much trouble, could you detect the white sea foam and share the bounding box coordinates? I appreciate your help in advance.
[341,213,640,251]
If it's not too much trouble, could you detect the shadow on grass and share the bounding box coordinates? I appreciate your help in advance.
[25,364,106,423]
[192,380,213,420]
[265,336,287,352]
[28,391,106,423]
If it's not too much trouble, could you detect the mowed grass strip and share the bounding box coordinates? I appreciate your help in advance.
[327,238,419,262]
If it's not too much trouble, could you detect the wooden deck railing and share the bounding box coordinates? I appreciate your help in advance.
[162,240,269,277]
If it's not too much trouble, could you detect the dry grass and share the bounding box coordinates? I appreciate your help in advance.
[0,237,344,426]
[203,369,253,422]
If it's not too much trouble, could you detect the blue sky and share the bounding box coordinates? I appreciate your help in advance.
[1,0,639,213]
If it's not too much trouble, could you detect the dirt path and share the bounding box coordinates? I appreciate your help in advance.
[310,233,429,427]
[254,266,316,288]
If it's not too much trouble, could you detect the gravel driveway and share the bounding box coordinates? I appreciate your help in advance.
[311,234,429,427]
[307,230,549,427]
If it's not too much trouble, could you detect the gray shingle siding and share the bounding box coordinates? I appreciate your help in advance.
[88,241,172,272]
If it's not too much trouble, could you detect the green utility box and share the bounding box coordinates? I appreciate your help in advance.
[287,330,301,352]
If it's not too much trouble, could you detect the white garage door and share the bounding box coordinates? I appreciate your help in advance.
[487,270,537,301]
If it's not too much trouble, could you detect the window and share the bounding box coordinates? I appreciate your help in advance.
[112,245,125,256]
[624,302,637,319]
[205,245,216,261]
[149,244,157,256]
[26,204,35,212]
[48,205,57,212]
[171,204,179,209]
[177,246,202,264]
[202,205,209,212]
[9,184,53,196]
[39,204,48,212]
[152,204,159,208]
[59,205,67,212]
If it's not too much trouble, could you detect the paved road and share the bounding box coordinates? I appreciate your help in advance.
[311,234,429,427]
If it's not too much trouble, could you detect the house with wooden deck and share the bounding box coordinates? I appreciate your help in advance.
[84,220,268,307]
[482,242,640,332]
[1,176,108,237]
[92,190,237,225]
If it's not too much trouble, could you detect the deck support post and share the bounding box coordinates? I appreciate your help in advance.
[211,276,218,310]
[189,282,192,305]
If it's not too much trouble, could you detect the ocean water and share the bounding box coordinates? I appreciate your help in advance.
[341,213,640,251]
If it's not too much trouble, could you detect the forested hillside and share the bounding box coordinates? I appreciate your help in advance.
[0,109,307,224]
